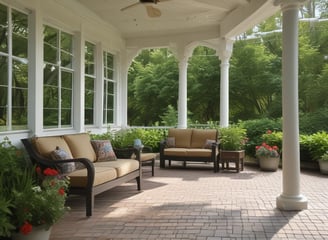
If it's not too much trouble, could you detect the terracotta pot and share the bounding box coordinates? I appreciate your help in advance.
[259,156,280,171]
[12,226,52,240]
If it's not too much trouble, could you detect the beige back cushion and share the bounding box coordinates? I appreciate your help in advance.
[168,129,193,148]
[33,136,73,159]
[63,133,96,162]
[190,129,217,148]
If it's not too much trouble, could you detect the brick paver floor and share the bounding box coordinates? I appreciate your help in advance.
[50,162,328,240]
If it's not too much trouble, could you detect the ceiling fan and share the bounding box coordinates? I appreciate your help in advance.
[120,0,171,18]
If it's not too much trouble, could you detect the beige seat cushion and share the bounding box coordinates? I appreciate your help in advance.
[33,136,73,159]
[64,133,96,162]
[164,148,187,157]
[139,153,156,162]
[68,166,117,187]
[94,159,139,177]
[168,129,193,148]
[190,129,217,148]
[186,148,212,158]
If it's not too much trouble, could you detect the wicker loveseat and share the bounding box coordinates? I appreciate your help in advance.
[21,133,141,217]
[159,128,219,172]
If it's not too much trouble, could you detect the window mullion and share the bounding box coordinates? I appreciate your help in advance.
[7,7,12,131]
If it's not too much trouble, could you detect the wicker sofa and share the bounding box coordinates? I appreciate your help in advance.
[159,128,219,172]
[21,133,141,217]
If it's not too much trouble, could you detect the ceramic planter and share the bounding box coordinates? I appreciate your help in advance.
[258,156,280,171]
[12,226,52,240]
[318,160,328,174]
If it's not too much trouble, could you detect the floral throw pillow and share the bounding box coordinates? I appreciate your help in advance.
[203,139,216,149]
[50,146,76,173]
[166,137,175,148]
[91,140,117,161]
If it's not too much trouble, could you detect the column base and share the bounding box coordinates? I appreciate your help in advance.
[276,194,308,210]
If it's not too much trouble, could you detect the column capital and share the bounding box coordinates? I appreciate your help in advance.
[274,0,308,10]
[216,38,234,61]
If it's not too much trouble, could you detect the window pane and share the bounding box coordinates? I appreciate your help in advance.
[12,59,28,88]
[12,9,28,58]
[43,109,58,127]
[85,90,94,108]
[106,53,113,67]
[44,44,57,64]
[106,68,113,79]
[0,56,8,86]
[61,32,72,53]
[61,51,72,68]
[44,26,57,48]
[0,4,8,53]
[85,109,93,125]
[107,109,113,123]
[107,94,114,107]
[85,76,94,91]
[12,88,27,127]
[85,42,95,75]
[0,86,7,126]
[61,109,71,126]
[61,71,72,89]
[44,64,58,86]
[44,86,58,108]
[107,81,114,94]
[61,89,72,108]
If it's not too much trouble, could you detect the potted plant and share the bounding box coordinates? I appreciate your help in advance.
[318,151,328,174]
[255,142,280,171]
[219,126,247,172]
[0,137,69,240]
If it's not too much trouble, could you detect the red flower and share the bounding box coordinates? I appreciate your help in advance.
[43,168,59,176]
[267,130,272,134]
[20,221,33,235]
[58,188,65,196]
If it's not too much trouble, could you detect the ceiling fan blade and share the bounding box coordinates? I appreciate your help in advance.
[146,5,161,17]
[120,2,140,12]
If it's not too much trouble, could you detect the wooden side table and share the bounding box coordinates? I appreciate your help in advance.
[219,150,245,172]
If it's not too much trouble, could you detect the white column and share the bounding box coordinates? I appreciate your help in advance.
[119,47,140,128]
[217,39,234,127]
[170,43,193,129]
[275,0,308,210]
[178,58,188,129]
[28,3,43,136]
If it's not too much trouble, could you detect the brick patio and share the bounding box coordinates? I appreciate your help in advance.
[50,162,328,240]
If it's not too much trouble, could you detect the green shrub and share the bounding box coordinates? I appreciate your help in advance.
[91,128,166,152]
[262,131,282,152]
[219,125,247,150]
[300,131,328,161]
[299,108,328,134]
[240,118,282,156]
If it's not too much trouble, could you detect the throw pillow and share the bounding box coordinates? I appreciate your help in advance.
[91,140,117,161]
[50,146,76,173]
[166,137,175,148]
[203,139,216,149]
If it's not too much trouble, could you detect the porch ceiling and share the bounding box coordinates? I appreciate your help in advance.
[76,0,279,47]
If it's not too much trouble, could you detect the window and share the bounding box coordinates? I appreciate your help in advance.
[85,41,96,125]
[0,4,28,131]
[43,25,73,128]
[103,51,115,124]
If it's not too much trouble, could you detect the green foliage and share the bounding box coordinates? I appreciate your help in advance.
[219,126,247,150]
[300,131,328,161]
[160,105,177,126]
[91,128,166,152]
[299,107,328,134]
